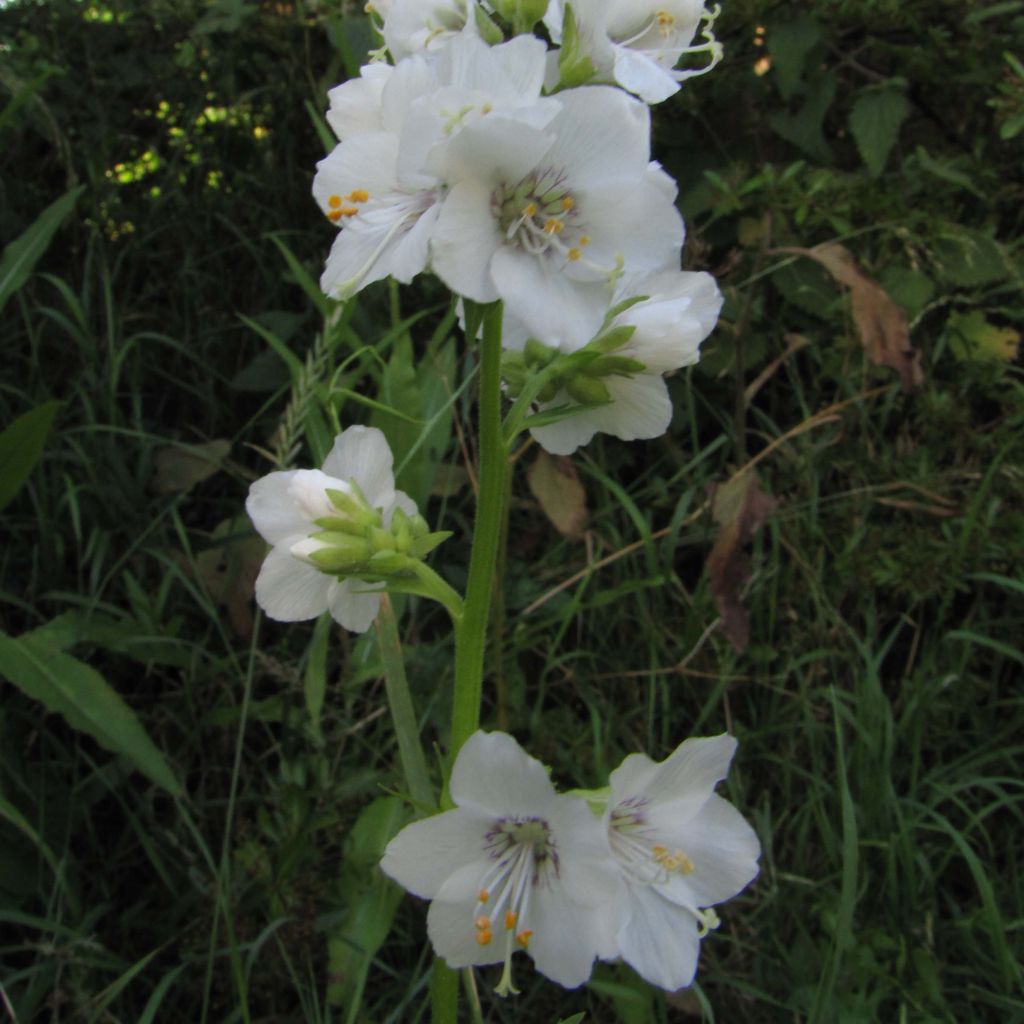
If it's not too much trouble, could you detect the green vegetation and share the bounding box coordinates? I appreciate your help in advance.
[1,0,1022,1021]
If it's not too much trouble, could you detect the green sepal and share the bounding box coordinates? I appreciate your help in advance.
[566,375,612,405]
[588,323,637,354]
[305,533,374,572]
[362,552,405,577]
[409,531,453,558]
[537,380,561,403]
[557,3,598,89]
[566,785,610,817]
[491,0,547,33]
[602,294,648,327]
[584,354,646,377]
[473,2,505,45]
[521,398,611,430]
[409,513,431,539]
[313,514,366,535]
[390,506,413,552]
[369,525,396,552]
[325,486,380,528]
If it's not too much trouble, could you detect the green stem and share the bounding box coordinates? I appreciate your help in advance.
[375,595,434,811]
[409,561,465,627]
[431,961,459,1024]
[451,302,507,757]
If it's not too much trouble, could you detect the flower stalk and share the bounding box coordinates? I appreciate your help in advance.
[450,302,508,760]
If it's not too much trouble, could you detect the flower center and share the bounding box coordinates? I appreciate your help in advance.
[474,816,558,996]
[491,172,609,272]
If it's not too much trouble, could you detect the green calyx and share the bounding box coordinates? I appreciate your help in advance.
[491,0,547,34]
[557,3,598,89]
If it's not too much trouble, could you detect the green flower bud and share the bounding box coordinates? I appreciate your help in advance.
[585,355,646,377]
[566,375,612,406]
[391,506,413,552]
[291,532,373,572]
[472,2,505,45]
[556,3,598,89]
[588,323,637,354]
[491,0,547,33]
[325,486,380,529]
[524,337,557,368]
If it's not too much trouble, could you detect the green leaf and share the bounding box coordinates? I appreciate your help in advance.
[849,84,910,177]
[0,186,85,314]
[769,72,836,163]
[0,400,61,512]
[767,17,822,101]
[879,267,935,320]
[327,796,410,1018]
[0,630,184,797]
[932,227,1010,287]
[947,310,1020,363]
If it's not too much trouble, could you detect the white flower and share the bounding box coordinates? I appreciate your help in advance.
[603,734,760,990]
[313,31,554,298]
[505,269,723,454]
[545,0,723,104]
[381,731,624,993]
[245,426,416,633]
[430,84,684,337]
[382,0,474,61]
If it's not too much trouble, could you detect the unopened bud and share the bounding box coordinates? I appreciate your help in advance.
[524,337,556,368]
[566,375,611,405]
[291,533,373,572]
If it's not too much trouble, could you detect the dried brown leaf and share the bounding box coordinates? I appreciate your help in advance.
[193,517,265,638]
[152,439,231,493]
[792,242,923,392]
[526,450,588,539]
[706,471,779,652]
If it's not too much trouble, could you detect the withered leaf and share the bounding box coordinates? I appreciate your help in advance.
[193,516,265,638]
[706,471,779,653]
[153,439,231,493]
[791,242,923,392]
[527,450,588,539]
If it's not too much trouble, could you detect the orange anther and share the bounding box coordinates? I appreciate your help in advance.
[543,218,564,235]
[328,195,342,208]
[561,196,574,210]
[522,202,538,218]
[516,929,533,948]
[338,206,360,217]
[578,235,591,247]
[567,248,582,262]
[346,189,370,203]
[504,911,517,930]
[477,889,490,903]
[327,210,343,222]
[475,916,490,931]
[476,929,493,946]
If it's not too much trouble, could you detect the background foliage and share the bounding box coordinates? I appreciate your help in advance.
[1,0,1023,1021]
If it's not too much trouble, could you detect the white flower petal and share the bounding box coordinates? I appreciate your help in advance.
[612,45,680,104]
[597,373,673,442]
[312,133,399,219]
[449,731,558,816]
[326,578,383,633]
[617,881,701,991]
[431,181,504,302]
[246,470,304,544]
[322,425,397,508]
[652,793,761,907]
[491,248,606,352]
[427,862,505,968]
[542,87,650,187]
[530,402,601,455]
[381,808,494,898]
[526,879,603,988]
[254,545,331,621]
[326,63,392,140]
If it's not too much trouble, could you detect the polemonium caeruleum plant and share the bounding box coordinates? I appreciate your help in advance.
[245,1,758,1018]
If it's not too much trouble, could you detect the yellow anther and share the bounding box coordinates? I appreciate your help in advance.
[338,206,360,217]
[481,102,493,114]
[567,248,582,262]
[504,911,517,930]
[561,196,574,210]
[522,202,538,218]
[475,916,491,931]
[477,888,490,903]
[657,9,675,30]
[346,189,370,203]
[328,194,342,209]
[578,235,591,247]
[327,210,343,222]
[476,929,493,946]
[543,218,564,235]
[516,929,533,948]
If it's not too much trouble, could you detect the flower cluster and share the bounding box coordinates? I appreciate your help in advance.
[382,730,760,994]
[246,426,451,632]
[314,1,725,453]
